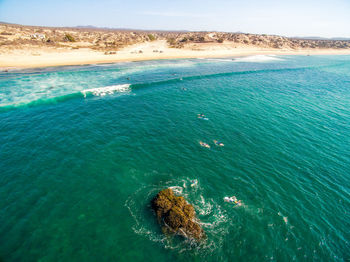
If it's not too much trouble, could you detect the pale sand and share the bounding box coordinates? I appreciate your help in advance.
[1,40,350,69]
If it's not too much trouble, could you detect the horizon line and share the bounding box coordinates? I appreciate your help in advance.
[1,21,350,40]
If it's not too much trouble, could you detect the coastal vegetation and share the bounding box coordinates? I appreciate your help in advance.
[147,33,156,41]
[1,22,349,53]
[64,33,75,42]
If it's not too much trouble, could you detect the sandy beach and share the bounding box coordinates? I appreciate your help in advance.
[1,40,350,69]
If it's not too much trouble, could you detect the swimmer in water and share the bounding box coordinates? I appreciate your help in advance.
[199,141,210,148]
[190,179,198,187]
[197,114,208,120]
[213,140,224,146]
[224,196,242,206]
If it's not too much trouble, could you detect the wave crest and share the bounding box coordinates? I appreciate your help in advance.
[233,55,283,62]
[81,84,131,97]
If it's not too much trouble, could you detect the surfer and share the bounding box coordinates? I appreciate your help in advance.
[213,140,224,146]
[199,141,210,148]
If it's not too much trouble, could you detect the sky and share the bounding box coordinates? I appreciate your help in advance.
[0,0,349,38]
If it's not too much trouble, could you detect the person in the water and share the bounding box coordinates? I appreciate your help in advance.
[224,196,242,206]
[199,141,210,148]
[213,140,224,146]
[190,179,198,187]
[197,114,208,120]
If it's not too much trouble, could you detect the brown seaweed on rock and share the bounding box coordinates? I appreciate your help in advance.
[151,188,205,240]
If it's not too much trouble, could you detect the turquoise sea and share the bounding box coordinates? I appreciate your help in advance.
[0,55,349,262]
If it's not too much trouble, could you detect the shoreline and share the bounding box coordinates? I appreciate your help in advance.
[1,40,350,70]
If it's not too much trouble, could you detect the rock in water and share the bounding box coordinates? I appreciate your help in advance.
[151,188,205,240]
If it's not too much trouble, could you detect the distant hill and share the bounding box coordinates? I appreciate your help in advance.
[292,36,350,41]
[1,22,349,40]
[75,25,190,33]
[1,22,350,51]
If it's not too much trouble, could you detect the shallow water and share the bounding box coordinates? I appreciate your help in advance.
[0,55,349,261]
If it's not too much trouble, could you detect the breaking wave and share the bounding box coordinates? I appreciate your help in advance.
[233,55,284,62]
[0,84,131,112]
[81,84,131,97]
[2,61,336,113]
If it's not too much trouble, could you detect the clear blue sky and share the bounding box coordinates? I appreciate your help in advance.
[1,0,349,37]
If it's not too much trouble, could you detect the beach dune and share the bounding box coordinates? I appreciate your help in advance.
[1,23,350,69]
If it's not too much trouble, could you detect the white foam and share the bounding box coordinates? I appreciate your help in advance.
[169,186,183,195]
[81,84,131,97]
[233,55,283,63]
[206,58,233,62]
[124,178,231,254]
[195,195,213,216]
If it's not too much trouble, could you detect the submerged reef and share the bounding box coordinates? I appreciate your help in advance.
[151,188,205,240]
